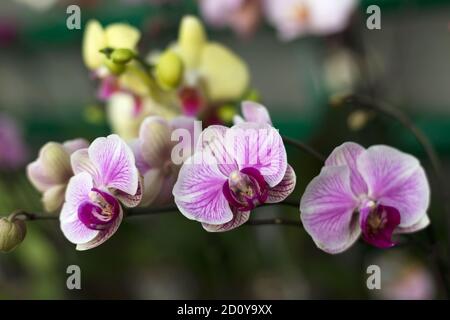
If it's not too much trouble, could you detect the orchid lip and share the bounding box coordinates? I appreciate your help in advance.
[223,167,268,212]
[78,188,120,231]
[360,202,401,249]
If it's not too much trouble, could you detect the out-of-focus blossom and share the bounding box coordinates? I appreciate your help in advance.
[131,116,196,206]
[0,20,19,46]
[173,122,296,232]
[0,114,28,170]
[14,0,58,11]
[199,0,262,37]
[27,139,88,212]
[300,142,430,254]
[83,20,140,70]
[60,135,141,250]
[263,0,357,41]
[371,252,436,300]
[324,48,360,94]
[163,16,249,115]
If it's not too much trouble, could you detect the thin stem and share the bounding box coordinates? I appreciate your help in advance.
[282,135,326,162]
[2,199,300,222]
[246,218,301,227]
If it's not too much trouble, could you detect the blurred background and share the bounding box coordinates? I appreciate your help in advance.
[0,0,449,299]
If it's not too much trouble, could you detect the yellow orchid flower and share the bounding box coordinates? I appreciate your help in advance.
[174,16,250,102]
[82,19,141,70]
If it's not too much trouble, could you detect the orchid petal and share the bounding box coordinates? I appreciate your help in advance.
[60,203,99,245]
[357,145,430,228]
[202,210,250,232]
[42,184,66,212]
[82,20,106,70]
[76,207,124,251]
[173,151,233,224]
[300,166,360,254]
[267,164,296,203]
[199,43,249,102]
[139,116,171,167]
[325,142,367,196]
[231,122,287,187]
[241,101,272,125]
[88,134,139,195]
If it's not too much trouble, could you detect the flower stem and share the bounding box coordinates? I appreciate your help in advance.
[282,135,326,162]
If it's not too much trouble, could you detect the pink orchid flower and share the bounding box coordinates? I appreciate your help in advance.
[131,116,196,206]
[60,134,142,250]
[300,142,430,254]
[263,0,357,41]
[173,121,296,232]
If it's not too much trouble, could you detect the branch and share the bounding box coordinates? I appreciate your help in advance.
[282,135,326,163]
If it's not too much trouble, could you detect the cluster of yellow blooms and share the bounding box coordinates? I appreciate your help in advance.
[82,15,252,140]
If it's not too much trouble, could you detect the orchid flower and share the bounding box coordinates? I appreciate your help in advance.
[131,116,196,206]
[199,0,262,37]
[83,19,140,71]
[60,134,142,250]
[27,139,88,212]
[300,142,430,254]
[263,0,357,41]
[173,122,296,232]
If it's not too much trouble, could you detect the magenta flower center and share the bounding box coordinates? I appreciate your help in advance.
[223,167,268,212]
[179,87,203,116]
[78,188,120,231]
[360,201,401,248]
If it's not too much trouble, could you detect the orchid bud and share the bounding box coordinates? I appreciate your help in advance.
[105,58,125,75]
[0,216,27,253]
[155,50,184,90]
[111,48,135,65]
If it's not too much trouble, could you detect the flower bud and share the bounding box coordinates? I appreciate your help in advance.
[155,50,184,90]
[111,48,135,65]
[105,58,125,75]
[0,216,27,253]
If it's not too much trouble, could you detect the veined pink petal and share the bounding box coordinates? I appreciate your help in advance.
[395,214,430,234]
[202,210,250,232]
[71,148,101,183]
[173,151,233,224]
[62,172,94,222]
[197,125,239,177]
[231,122,287,187]
[325,142,367,196]
[267,164,296,203]
[139,116,171,167]
[88,134,139,195]
[241,101,272,125]
[60,203,99,245]
[356,145,430,228]
[75,206,124,251]
[114,176,143,208]
[300,166,360,254]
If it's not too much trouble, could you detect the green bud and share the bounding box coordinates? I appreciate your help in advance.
[105,58,125,75]
[155,50,184,91]
[218,104,236,124]
[0,216,27,253]
[111,48,135,65]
